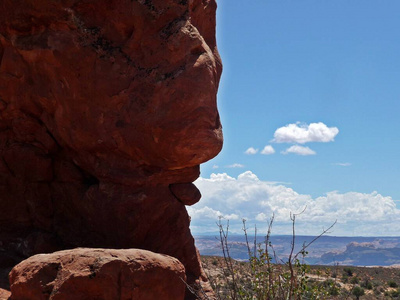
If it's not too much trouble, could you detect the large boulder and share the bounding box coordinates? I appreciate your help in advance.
[9,248,186,300]
[0,0,222,298]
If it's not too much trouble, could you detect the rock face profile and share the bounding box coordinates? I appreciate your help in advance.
[9,248,186,300]
[0,0,222,298]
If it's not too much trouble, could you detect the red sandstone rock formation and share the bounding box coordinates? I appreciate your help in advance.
[0,0,222,298]
[0,288,10,300]
[9,248,186,300]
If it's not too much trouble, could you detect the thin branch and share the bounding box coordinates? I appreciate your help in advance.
[293,220,337,261]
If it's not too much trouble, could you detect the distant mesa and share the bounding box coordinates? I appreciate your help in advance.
[195,235,400,267]
[321,241,400,266]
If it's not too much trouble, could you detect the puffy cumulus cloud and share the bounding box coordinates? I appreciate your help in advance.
[186,206,239,220]
[282,145,316,156]
[191,171,400,236]
[255,212,269,221]
[226,163,245,168]
[261,145,275,155]
[273,122,339,144]
[245,147,258,155]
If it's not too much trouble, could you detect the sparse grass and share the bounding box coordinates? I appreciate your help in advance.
[202,257,400,299]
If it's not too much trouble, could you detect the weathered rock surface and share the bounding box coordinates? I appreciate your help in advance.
[9,248,186,300]
[170,183,202,206]
[0,288,10,300]
[0,0,222,298]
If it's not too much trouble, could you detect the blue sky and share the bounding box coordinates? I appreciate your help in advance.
[189,0,400,236]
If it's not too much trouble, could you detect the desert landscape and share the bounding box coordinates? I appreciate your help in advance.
[1,0,400,299]
[202,256,400,299]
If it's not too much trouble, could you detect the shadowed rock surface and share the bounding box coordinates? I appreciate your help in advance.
[9,248,186,300]
[0,0,222,298]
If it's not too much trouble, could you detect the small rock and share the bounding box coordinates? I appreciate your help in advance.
[170,183,202,206]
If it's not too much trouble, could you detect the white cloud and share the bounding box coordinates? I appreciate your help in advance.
[186,206,239,220]
[261,145,275,155]
[191,171,400,236]
[245,147,258,155]
[226,163,245,168]
[281,145,316,156]
[333,162,352,167]
[238,171,259,181]
[212,164,219,169]
[273,122,339,144]
[255,212,268,221]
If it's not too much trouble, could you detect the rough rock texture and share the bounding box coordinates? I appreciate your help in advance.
[0,0,222,298]
[0,288,10,300]
[9,248,186,300]
[170,183,202,206]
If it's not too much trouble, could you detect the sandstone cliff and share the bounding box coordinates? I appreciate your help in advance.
[0,0,222,298]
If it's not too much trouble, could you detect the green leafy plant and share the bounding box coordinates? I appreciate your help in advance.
[389,280,398,288]
[360,278,373,290]
[390,289,400,298]
[210,210,336,300]
[344,267,354,277]
[350,276,360,284]
[352,286,365,299]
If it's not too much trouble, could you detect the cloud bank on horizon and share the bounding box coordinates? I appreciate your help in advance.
[190,171,400,236]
